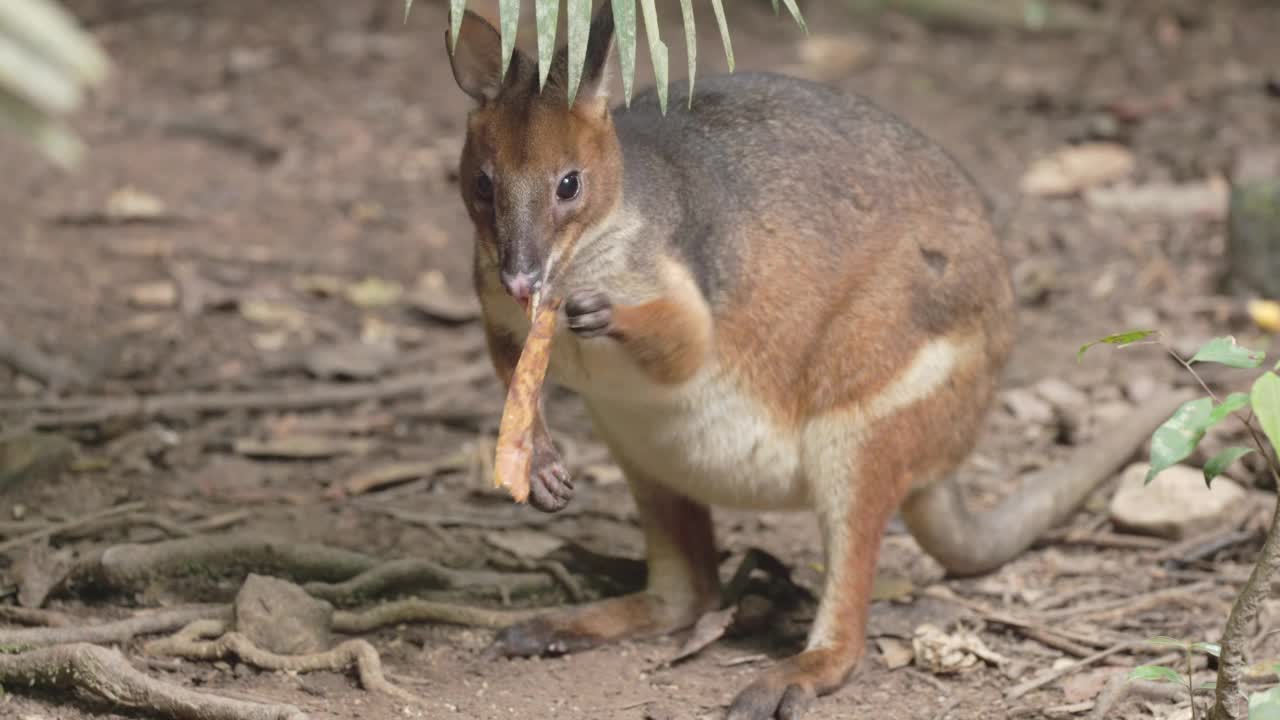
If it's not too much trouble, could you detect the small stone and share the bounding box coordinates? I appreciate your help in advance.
[1001,388,1055,425]
[1123,376,1159,403]
[1109,463,1247,540]
[234,574,333,655]
[1034,378,1089,412]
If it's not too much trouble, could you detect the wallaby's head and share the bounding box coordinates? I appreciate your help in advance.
[448,3,620,307]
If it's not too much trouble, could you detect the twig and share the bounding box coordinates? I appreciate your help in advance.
[0,643,304,720]
[0,334,89,388]
[1005,642,1135,700]
[0,501,146,555]
[1038,580,1218,623]
[146,619,423,707]
[64,535,380,597]
[0,604,229,649]
[923,587,1119,651]
[302,557,554,606]
[2,365,492,423]
[0,605,73,627]
[332,598,540,632]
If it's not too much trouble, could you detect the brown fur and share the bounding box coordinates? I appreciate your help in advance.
[445,4,1166,718]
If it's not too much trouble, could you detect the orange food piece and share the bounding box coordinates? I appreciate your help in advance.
[493,295,560,503]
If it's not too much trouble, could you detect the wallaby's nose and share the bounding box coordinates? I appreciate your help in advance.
[500,270,542,308]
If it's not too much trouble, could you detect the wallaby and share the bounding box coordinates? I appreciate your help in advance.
[446,4,1188,717]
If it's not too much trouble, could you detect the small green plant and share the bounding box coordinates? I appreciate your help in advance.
[1128,637,1221,719]
[1082,331,1280,720]
[407,0,806,112]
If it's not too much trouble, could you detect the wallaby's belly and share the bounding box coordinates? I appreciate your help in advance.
[573,356,811,511]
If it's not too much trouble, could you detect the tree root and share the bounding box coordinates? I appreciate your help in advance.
[64,535,380,597]
[0,642,305,720]
[145,620,423,707]
[0,604,230,650]
[332,598,540,632]
[302,557,554,606]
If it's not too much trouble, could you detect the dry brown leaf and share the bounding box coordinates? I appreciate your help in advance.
[233,434,374,460]
[876,637,914,670]
[330,454,468,498]
[669,607,737,665]
[493,295,561,504]
[1020,142,1135,197]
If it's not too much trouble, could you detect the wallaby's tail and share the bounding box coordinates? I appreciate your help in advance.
[901,388,1196,577]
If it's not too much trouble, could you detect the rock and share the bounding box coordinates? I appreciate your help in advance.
[1034,378,1091,444]
[1227,179,1280,298]
[1109,463,1247,540]
[234,574,333,655]
[1001,388,1055,425]
[1123,376,1159,404]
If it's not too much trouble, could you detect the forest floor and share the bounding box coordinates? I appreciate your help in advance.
[3,1,1280,718]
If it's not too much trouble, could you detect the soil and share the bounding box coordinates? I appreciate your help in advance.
[3,1,1280,719]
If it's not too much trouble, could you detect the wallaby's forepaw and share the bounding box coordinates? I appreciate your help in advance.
[565,289,613,338]
[528,433,573,513]
[485,617,598,658]
[725,649,853,720]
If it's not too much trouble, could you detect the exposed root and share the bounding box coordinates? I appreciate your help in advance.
[64,535,380,597]
[332,598,540,632]
[0,604,230,650]
[146,620,423,707]
[302,557,554,606]
[0,642,305,720]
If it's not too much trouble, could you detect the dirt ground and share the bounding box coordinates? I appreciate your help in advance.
[3,1,1280,718]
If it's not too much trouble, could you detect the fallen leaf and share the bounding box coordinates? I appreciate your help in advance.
[0,432,78,493]
[1059,667,1114,704]
[782,33,873,82]
[1249,299,1280,333]
[876,637,914,670]
[251,331,290,352]
[127,281,178,309]
[330,454,468,498]
[912,623,1008,674]
[345,277,404,308]
[669,607,737,664]
[233,434,374,460]
[871,574,916,602]
[483,529,567,559]
[293,274,349,297]
[302,341,396,380]
[240,300,306,330]
[1020,142,1135,197]
[106,186,167,220]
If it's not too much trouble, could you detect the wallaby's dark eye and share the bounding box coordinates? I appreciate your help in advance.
[556,171,581,201]
[475,172,494,202]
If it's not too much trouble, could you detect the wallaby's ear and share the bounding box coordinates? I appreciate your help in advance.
[548,1,615,103]
[447,11,507,103]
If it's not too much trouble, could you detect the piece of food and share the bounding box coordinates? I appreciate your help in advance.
[493,293,561,503]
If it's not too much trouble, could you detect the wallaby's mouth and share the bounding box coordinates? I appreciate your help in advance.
[499,269,541,312]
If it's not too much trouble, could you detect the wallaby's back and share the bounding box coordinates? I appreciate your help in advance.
[612,71,1015,424]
